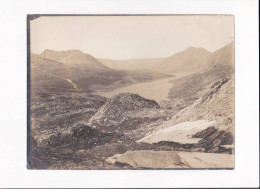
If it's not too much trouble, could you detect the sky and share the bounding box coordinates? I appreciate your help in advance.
[30,15,234,60]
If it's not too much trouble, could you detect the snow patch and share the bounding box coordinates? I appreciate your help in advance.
[137,120,216,144]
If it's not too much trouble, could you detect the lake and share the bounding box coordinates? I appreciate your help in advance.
[99,76,180,102]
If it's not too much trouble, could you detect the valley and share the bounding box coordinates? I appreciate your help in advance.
[29,42,234,169]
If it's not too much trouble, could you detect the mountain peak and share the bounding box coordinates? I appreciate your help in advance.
[185,47,211,53]
[39,49,107,69]
[156,46,212,74]
[40,49,86,58]
[67,49,84,53]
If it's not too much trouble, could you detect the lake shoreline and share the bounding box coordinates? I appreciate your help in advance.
[98,73,188,102]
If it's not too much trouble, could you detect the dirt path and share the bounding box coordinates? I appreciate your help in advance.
[40,69,78,90]
[66,79,78,90]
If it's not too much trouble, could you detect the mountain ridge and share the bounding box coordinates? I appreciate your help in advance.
[155,47,212,74]
[40,49,108,70]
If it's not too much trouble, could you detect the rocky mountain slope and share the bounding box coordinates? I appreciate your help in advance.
[168,41,234,106]
[31,93,107,137]
[171,77,234,133]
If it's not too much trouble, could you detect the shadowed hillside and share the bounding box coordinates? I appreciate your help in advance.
[31,50,169,94]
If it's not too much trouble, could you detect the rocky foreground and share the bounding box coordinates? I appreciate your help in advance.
[29,84,234,169]
[104,119,234,169]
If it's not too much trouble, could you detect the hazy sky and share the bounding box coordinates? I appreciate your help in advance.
[30,15,234,59]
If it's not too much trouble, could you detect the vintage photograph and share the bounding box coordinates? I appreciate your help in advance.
[28,15,234,169]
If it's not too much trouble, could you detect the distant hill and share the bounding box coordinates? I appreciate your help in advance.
[154,47,212,74]
[31,50,166,94]
[40,49,108,70]
[31,55,76,95]
[205,41,234,68]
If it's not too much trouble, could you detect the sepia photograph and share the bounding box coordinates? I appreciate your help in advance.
[28,15,235,170]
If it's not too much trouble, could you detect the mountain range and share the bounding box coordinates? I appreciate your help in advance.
[98,41,233,75]
[31,50,168,95]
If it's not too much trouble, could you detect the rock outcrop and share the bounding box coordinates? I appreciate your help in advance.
[106,150,234,169]
[88,93,164,132]
[192,127,234,153]
[106,150,186,169]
